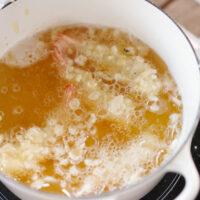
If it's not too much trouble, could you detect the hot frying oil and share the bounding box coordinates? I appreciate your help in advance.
[0,25,182,196]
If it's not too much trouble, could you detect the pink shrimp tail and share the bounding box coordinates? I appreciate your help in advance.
[52,34,79,70]
[64,84,76,106]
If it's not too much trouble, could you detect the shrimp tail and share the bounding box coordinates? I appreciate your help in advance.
[64,84,76,106]
[52,34,79,70]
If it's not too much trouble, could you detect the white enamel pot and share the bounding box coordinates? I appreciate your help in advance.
[0,0,200,199]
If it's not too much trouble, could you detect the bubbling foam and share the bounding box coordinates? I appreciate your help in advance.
[1,37,48,67]
[0,25,182,196]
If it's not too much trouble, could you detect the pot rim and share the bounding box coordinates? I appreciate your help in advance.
[0,0,200,199]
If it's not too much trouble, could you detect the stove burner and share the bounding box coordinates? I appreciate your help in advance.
[0,183,19,200]
[141,173,185,200]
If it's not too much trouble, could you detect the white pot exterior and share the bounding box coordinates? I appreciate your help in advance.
[0,0,200,200]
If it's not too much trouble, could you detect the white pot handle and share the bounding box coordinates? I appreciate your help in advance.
[165,137,200,200]
[171,29,200,200]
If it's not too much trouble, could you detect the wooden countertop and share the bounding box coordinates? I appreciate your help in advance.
[150,0,200,37]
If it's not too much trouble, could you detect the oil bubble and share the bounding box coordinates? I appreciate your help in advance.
[12,83,21,93]
[13,106,24,115]
[1,86,8,94]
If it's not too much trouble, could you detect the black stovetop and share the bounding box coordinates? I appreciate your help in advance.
[0,121,200,200]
